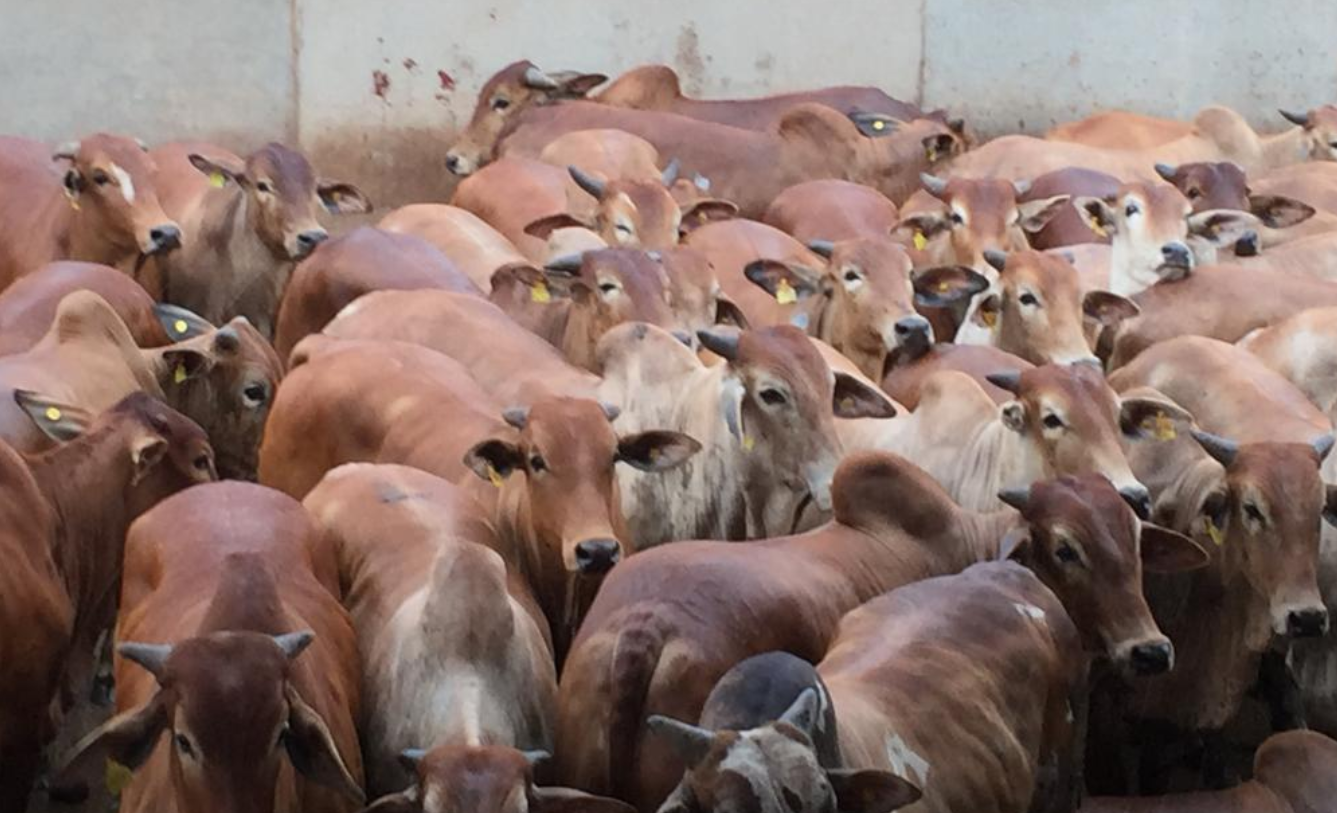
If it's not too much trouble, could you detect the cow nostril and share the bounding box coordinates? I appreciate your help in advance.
[296,230,329,250]
[1130,641,1173,675]
[445,155,462,173]
[894,316,929,337]
[149,224,182,250]
[574,539,621,575]
[1160,243,1191,266]
[1119,487,1152,520]
[1287,608,1330,638]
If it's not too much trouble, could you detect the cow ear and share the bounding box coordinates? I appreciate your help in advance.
[826,768,922,813]
[464,439,525,484]
[154,303,216,341]
[1247,194,1316,229]
[188,153,246,187]
[1074,197,1117,237]
[13,390,93,442]
[546,71,609,98]
[1000,400,1027,433]
[284,684,365,804]
[318,181,372,215]
[532,787,637,813]
[744,259,822,302]
[1118,394,1194,441]
[679,199,738,235]
[997,527,1031,561]
[893,211,953,244]
[715,296,751,330]
[1187,209,1259,247]
[524,213,591,240]
[617,430,701,472]
[1141,523,1210,573]
[1082,291,1140,328]
[130,436,169,485]
[159,348,215,387]
[47,693,168,803]
[834,373,897,419]
[1324,484,1337,528]
[62,167,86,202]
[359,789,421,813]
[913,266,989,307]
[1017,194,1071,234]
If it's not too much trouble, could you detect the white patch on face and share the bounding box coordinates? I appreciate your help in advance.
[883,732,930,785]
[111,164,135,203]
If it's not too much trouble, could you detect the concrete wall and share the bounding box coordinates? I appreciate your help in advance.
[3,0,1332,206]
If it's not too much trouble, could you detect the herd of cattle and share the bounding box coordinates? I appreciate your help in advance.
[6,57,1337,813]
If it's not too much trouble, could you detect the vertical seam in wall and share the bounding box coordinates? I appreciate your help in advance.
[289,0,301,146]
[916,0,927,107]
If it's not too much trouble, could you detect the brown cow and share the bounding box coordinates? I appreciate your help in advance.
[1047,110,1194,150]
[684,219,829,329]
[378,203,529,291]
[1153,161,1322,248]
[272,226,481,361]
[51,482,364,813]
[499,102,963,216]
[0,134,181,288]
[0,392,213,811]
[880,342,1033,409]
[0,261,167,354]
[144,141,370,339]
[1021,167,1122,249]
[763,179,900,243]
[446,61,608,176]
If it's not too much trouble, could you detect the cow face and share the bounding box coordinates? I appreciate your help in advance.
[1155,162,1315,232]
[702,326,896,531]
[1191,433,1333,639]
[51,631,363,812]
[895,176,1068,274]
[188,144,370,261]
[649,690,919,813]
[150,307,284,481]
[446,61,608,176]
[999,475,1206,675]
[363,746,632,813]
[657,247,750,336]
[464,397,698,630]
[54,133,182,259]
[1281,105,1337,161]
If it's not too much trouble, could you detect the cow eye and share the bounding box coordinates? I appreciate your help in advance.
[950,211,964,225]
[256,180,273,194]
[242,382,268,407]
[92,170,111,186]
[1125,202,1140,217]
[843,270,860,283]
[1244,502,1265,524]
[175,733,195,758]
[529,454,547,472]
[1019,292,1039,306]
[491,96,511,111]
[193,454,212,473]
[614,223,633,235]
[1055,544,1080,564]
[1186,188,1201,199]
[759,388,787,406]
[1042,413,1064,430]
[598,281,619,294]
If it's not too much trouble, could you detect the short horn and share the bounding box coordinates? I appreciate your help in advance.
[1280,108,1312,127]
[807,239,835,259]
[646,715,714,769]
[544,253,584,275]
[272,630,315,661]
[600,401,621,422]
[997,486,1031,512]
[117,642,172,680]
[1191,429,1239,468]
[568,165,606,200]
[697,328,740,361]
[1012,179,1032,197]
[502,407,529,430]
[522,750,552,767]
[920,172,949,197]
[985,370,1022,394]
[398,748,427,773]
[661,157,681,188]
[1154,163,1177,182]
[983,249,1008,273]
[1313,434,1335,462]
[52,141,80,161]
[522,65,559,90]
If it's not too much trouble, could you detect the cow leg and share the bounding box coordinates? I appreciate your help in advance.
[1256,647,1307,731]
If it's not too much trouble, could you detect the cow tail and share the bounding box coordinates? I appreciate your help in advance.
[607,610,667,802]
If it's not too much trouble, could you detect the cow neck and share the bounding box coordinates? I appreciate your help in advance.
[1257,127,1311,172]
[198,551,289,635]
[964,419,1048,510]
[46,191,138,269]
[26,423,139,629]
[206,188,292,312]
[816,302,888,381]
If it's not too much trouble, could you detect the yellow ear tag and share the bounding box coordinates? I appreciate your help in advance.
[937,281,950,293]
[174,363,188,385]
[981,309,998,328]
[742,435,756,452]
[106,758,133,796]
[486,464,504,488]
[913,230,928,251]
[1143,411,1176,440]
[872,119,887,132]
[68,196,80,212]
[530,281,551,304]
[209,171,226,188]
[1088,216,1107,238]
[775,279,798,305]
[925,146,939,163]
[45,406,62,422]
[1206,518,1224,547]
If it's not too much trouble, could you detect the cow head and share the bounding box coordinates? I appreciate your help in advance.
[648,690,920,813]
[1154,161,1315,242]
[53,133,182,260]
[987,364,1194,517]
[701,325,896,531]
[999,475,1206,676]
[362,746,632,813]
[463,397,698,630]
[1074,182,1255,296]
[1279,106,1337,162]
[945,249,1129,366]
[149,305,284,481]
[895,175,1069,273]
[525,164,736,250]
[1188,431,1334,639]
[188,144,370,261]
[744,237,963,380]
[656,247,750,335]
[52,631,362,812]
[446,61,608,176]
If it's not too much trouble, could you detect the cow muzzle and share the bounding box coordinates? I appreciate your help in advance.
[144,223,182,254]
[1118,485,1153,521]
[574,538,621,575]
[290,228,329,259]
[889,315,932,356]
[803,463,835,513]
[1128,639,1174,676]
[1158,242,1193,276]
[445,151,478,177]
[1280,605,1330,638]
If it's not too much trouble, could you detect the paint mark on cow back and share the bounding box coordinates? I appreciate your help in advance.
[884,732,930,786]
[1013,602,1047,623]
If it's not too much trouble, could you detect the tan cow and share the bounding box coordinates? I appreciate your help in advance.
[52,482,365,813]
[272,226,482,361]
[1022,167,1122,249]
[378,204,529,291]
[683,219,830,330]
[0,134,181,288]
[763,179,900,243]
[0,261,167,354]
[0,392,213,810]
[144,141,370,339]
[881,342,1032,409]
[1047,110,1194,150]
[445,61,608,176]
[596,322,895,546]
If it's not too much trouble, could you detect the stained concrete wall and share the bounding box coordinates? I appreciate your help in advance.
[3,0,1333,206]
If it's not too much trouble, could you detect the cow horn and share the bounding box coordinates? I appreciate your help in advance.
[135,137,150,152]
[52,141,80,161]
[646,715,714,769]
[213,325,240,354]
[397,748,427,774]
[502,407,529,430]
[697,329,740,361]
[600,401,621,422]
[568,165,606,200]
[1154,163,1177,182]
[807,239,835,259]
[1192,430,1238,468]
[272,630,315,660]
[1313,434,1335,462]
[544,253,584,275]
[1012,179,1032,197]
[117,642,173,679]
[920,173,949,197]
[661,157,681,188]
[1280,109,1312,127]
[522,65,560,90]
[985,371,1022,394]
[983,249,1008,273]
[778,688,819,737]
[997,486,1031,512]
[522,750,552,767]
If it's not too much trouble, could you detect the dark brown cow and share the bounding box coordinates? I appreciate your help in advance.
[272,226,481,361]
[446,60,608,176]
[0,134,181,288]
[763,179,901,243]
[0,392,213,810]
[145,141,370,339]
[0,261,167,354]
[52,482,364,813]
[1153,161,1318,247]
[1020,167,1121,249]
